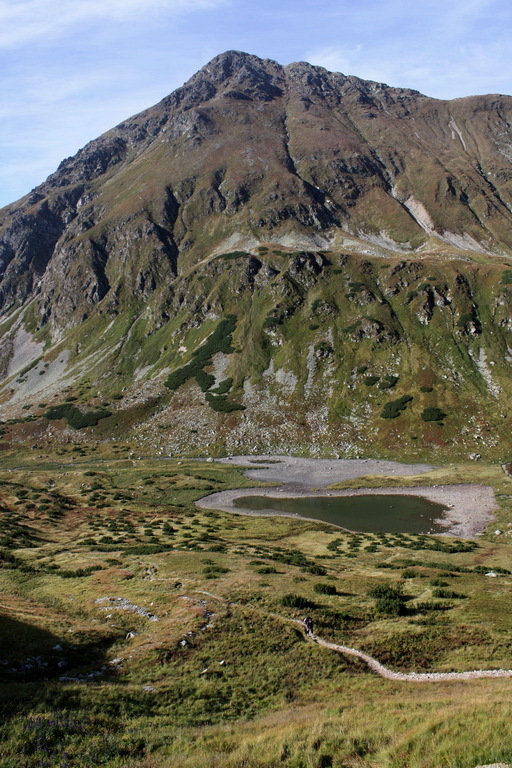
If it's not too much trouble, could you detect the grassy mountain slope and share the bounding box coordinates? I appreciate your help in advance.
[0,247,511,460]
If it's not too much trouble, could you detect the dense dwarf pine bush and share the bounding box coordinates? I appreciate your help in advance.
[44,404,112,429]
[368,583,407,616]
[313,583,337,595]
[380,395,413,419]
[165,315,236,391]
[280,593,316,609]
[421,407,446,422]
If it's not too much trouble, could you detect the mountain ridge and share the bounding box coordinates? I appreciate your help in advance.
[1,51,512,459]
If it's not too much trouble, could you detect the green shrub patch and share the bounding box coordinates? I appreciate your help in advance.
[205,393,245,412]
[378,375,399,390]
[368,583,407,616]
[380,395,413,419]
[212,377,233,395]
[432,588,465,599]
[44,404,112,429]
[421,407,446,422]
[263,316,282,328]
[280,593,316,610]
[313,583,337,595]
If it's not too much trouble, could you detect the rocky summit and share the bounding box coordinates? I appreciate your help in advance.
[1,50,512,459]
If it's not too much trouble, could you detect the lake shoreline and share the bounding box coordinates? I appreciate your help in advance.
[195,456,498,538]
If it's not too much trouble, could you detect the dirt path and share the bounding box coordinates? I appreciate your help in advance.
[193,590,512,683]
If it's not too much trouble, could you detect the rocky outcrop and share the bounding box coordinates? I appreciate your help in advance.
[1,51,512,336]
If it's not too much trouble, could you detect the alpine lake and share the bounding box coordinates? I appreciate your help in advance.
[234,493,449,534]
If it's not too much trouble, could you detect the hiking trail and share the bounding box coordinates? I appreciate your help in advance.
[193,590,512,683]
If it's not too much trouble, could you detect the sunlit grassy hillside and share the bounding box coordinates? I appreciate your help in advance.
[1,450,512,766]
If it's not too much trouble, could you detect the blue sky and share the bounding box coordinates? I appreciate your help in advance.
[1,0,512,208]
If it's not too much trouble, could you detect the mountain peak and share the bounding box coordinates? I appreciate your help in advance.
[1,52,512,457]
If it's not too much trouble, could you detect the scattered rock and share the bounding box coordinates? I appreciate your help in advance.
[95,596,159,621]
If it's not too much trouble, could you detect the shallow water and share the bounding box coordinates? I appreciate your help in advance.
[235,494,448,533]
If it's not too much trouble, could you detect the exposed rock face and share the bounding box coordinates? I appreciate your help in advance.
[1,50,512,332]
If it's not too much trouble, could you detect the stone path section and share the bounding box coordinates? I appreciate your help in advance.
[312,635,512,682]
[194,590,512,683]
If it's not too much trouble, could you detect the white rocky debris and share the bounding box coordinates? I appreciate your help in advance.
[95,596,159,621]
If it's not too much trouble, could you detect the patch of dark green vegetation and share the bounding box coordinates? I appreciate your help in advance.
[364,376,380,386]
[44,404,112,430]
[195,369,216,392]
[378,375,399,390]
[313,583,337,595]
[500,269,512,285]
[368,583,407,616]
[5,415,39,425]
[0,516,39,549]
[280,593,316,610]
[380,395,413,419]
[205,393,245,413]
[122,544,174,555]
[0,550,103,578]
[432,588,466,599]
[211,377,233,395]
[420,386,434,393]
[421,407,446,422]
[263,315,283,329]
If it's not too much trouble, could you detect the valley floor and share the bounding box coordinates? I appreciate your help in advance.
[1,448,512,767]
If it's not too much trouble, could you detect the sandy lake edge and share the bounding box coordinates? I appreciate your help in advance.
[195,456,498,538]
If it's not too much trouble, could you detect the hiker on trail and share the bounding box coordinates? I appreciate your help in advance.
[303,616,313,635]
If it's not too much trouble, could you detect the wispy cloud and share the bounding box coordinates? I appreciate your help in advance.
[305,45,362,77]
[305,0,512,99]
[0,0,229,48]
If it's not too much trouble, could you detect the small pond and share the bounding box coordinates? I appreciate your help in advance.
[234,494,448,534]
